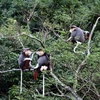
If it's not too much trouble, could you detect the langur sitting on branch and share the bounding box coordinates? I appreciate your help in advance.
[67,25,85,43]
[67,25,85,53]
[33,49,50,80]
[18,48,33,70]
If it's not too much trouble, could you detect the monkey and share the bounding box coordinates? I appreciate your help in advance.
[67,25,85,43]
[33,49,50,80]
[67,25,85,53]
[18,48,33,70]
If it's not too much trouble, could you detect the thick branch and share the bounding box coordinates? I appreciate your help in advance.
[74,17,100,92]
[87,17,100,55]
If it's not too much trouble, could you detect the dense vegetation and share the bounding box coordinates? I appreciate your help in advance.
[0,0,100,100]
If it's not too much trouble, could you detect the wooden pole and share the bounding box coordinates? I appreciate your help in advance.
[20,69,23,94]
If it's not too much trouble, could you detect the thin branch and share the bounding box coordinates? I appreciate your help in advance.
[17,32,24,49]
[56,84,64,95]
[42,28,49,44]
[1,32,45,48]
[77,82,89,92]
[26,3,38,39]
[16,23,25,49]
[0,68,34,73]
[50,91,75,99]
[50,92,64,97]
[22,32,45,48]
[52,29,66,42]
[35,88,41,95]
[89,88,100,99]
[91,81,100,98]
[50,70,82,100]
[77,75,100,99]
[27,3,38,22]
[82,85,91,99]
[74,57,87,91]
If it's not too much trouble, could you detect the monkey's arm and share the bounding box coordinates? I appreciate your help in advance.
[18,54,24,65]
[33,63,39,69]
[24,58,32,61]
[66,37,72,42]
[66,31,76,42]
[29,52,34,60]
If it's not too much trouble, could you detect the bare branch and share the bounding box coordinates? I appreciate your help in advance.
[27,3,38,22]
[52,29,66,42]
[17,32,24,48]
[16,23,25,49]
[50,70,82,100]
[50,92,64,97]
[56,84,64,95]
[1,32,45,48]
[82,85,91,99]
[74,17,100,91]
[50,91,76,99]
[22,32,45,48]
[87,17,100,55]
[0,68,34,73]
[35,88,41,95]
[91,81,100,98]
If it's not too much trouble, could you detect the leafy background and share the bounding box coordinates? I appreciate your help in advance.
[0,0,100,100]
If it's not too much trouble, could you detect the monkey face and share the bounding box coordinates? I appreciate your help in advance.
[36,51,44,56]
[24,50,32,56]
[69,28,76,33]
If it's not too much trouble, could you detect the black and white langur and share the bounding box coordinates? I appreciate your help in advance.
[18,48,33,70]
[34,49,50,80]
[67,25,85,43]
[67,25,85,53]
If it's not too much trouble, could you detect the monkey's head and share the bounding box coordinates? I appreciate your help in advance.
[36,49,45,56]
[69,25,77,33]
[23,48,33,56]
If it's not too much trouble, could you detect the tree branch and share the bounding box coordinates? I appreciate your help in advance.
[52,29,66,42]
[82,85,91,99]
[1,32,45,48]
[87,17,100,55]
[50,92,64,97]
[50,71,82,100]
[0,68,34,73]
[27,3,38,22]
[22,32,45,48]
[16,24,24,49]
[74,17,100,92]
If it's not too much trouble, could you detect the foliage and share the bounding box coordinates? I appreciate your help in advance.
[0,0,100,100]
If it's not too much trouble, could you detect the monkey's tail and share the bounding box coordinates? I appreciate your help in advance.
[34,70,38,80]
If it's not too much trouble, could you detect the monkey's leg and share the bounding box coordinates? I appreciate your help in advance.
[43,73,45,97]
[20,69,23,94]
[73,41,82,53]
